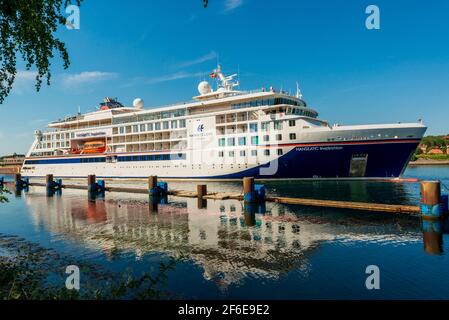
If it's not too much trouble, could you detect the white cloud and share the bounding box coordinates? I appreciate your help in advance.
[224,0,243,12]
[16,70,38,81]
[11,70,38,95]
[175,51,218,69]
[144,71,204,85]
[62,71,118,88]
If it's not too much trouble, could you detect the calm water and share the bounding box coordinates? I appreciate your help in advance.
[1,166,449,299]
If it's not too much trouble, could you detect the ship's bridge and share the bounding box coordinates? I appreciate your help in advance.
[48,98,137,131]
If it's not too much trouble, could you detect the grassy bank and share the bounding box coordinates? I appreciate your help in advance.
[415,154,449,161]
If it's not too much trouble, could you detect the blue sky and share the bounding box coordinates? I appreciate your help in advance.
[1,0,449,155]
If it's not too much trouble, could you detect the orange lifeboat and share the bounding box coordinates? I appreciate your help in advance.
[81,140,106,154]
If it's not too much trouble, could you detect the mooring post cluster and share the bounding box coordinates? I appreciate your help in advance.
[9,173,449,221]
[45,174,63,193]
[87,175,106,195]
[243,177,265,203]
[242,177,267,217]
[147,176,168,210]
[420,180,449,255]
[197,184,207,209]
[14,174,29,190]
[420,181,448,219]
[148,176,168,198]
[243,177,266,203]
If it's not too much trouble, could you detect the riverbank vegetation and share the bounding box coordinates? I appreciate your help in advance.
[0,234,180,300]
[0,186,9,203]
[411,135,449,162]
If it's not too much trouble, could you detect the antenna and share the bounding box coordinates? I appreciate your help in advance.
[296,82,303,99]
[77,105,81,115]
[237,64,240,90]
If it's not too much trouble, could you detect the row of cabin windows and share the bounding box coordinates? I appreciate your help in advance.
[218,133,296,147]
[117,153,186,162]
[43,119,298,143]
[231,98,306,109]
[113,109,187,125]
[42,132,75,142]
[286,107,317,118]
[225,120,296,132]
[36,141,71,149]
[218,149,284,158]
[118,119,186,135]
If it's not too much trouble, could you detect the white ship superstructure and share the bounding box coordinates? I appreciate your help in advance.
[22,66,426,180]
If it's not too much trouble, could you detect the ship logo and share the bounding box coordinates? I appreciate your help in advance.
[197,124,205,132]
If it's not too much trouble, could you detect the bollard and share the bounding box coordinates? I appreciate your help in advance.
[243,202,257,227]
[45,174,54,193]
[197,185,207,199]
[420,181,441,220]
[197,198,207,209]
[14,173,22,189]
[422,219,443,255]
[97,180,106,192]
[440,194,448,217]
[14,173,29,191]
[88,175,97,193]
[23,177,29,192]
[46,174,54,190]
[149,198,159,213]
[55,178,63,188]
[148,176,159,196]
[157,182,168,195]
[159,195,168,205]
[243,177,256,203]
[254,184,266,202]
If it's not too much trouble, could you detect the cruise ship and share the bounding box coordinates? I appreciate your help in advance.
[22,66,427,180]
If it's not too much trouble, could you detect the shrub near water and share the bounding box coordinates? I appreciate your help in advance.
[0,234,179,300]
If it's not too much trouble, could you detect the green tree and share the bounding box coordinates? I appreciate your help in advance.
[421,136,447,152]
[0,0,82,104]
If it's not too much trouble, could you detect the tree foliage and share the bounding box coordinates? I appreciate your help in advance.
[421,135,448,150]
[0,0,81,103]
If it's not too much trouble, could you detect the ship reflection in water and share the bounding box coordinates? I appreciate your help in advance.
[19,182,440,288]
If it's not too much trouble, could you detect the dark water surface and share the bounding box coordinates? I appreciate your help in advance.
[1,166,449,299]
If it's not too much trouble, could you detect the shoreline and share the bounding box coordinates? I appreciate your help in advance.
[0,166,20,174]
[409,160,449,166]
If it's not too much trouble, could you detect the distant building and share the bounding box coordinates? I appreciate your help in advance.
[0,153,25,166]
[418,144,428,153]
[427,148,444,155]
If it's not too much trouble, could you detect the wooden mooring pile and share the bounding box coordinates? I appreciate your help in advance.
[2,174,449,220]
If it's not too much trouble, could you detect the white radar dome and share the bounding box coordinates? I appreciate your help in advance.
[198,81,212,95]
[133,98,144,109]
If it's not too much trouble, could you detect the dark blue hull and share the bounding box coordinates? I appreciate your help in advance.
[205,140,420,180]
[23,140,421,180]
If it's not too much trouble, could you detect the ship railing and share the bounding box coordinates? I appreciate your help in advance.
[141,89,271,111]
